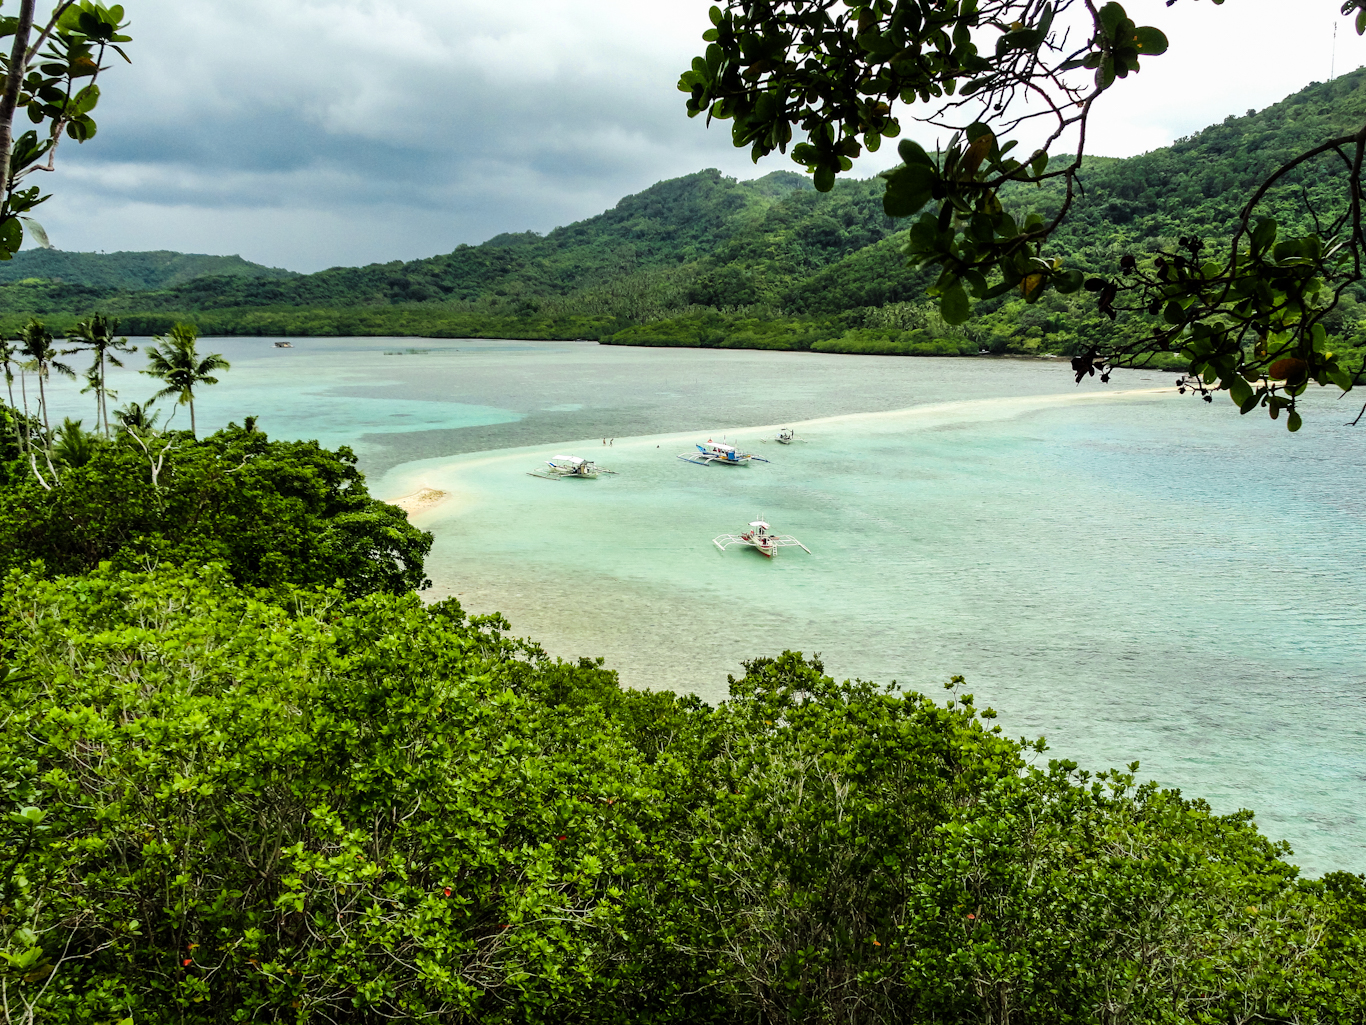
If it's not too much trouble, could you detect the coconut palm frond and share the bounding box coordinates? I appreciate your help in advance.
[53,417,99,469]
[114,401,161,432]
[141,323,229,437]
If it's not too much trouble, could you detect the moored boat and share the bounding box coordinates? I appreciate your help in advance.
[678,438,769,466]
[528,455,615,480]
[713,520,810,558]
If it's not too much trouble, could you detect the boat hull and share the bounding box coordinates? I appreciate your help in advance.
[742,531,775,557]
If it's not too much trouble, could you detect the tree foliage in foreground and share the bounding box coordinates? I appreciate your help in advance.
[0,563,1363,1024]
[0,0,131,260]
[0,421,432,594]
[683,0,1366,427]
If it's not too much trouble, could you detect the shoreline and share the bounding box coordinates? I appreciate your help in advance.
[382,384,1173,522]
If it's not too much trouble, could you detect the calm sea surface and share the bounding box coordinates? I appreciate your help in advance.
[39,336,1366,875]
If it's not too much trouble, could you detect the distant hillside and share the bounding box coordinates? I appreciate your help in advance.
[19,169,835,312]
[0,169,906,322]
[5,68,1366,366]
[0,249,297,291]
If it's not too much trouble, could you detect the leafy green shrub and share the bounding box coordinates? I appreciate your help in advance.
[1,567,1362,1024]
[0,423,431,595]
[0,565,707,1024]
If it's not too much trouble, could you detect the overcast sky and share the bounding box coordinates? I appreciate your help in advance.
[30,0,1366,272]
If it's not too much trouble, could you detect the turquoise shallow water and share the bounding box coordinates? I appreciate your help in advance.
[35,336,1366,875]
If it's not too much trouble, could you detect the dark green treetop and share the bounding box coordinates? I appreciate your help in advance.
[0,421,434,595]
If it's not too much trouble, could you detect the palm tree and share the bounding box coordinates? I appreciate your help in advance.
[0,336,26,454]
[70,313,137,436]
[79,364,105,423]
[14,351,34,453]
[52,417,98,469]
[142,323,229,438]
[18,319,75,439]
[0,336,17,410]
[113,400,161,432]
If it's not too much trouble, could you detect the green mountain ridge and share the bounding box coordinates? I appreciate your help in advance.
[0,248,297,291]
[5,69,1366,360]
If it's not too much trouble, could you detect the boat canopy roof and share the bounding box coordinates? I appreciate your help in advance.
[749,520,770,529]
[550,455,585,465]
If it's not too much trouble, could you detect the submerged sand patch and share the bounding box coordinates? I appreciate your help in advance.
[386,487,450,516]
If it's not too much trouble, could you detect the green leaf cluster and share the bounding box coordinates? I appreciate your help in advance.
[0,2,133,260]
[678,0,995,188]
[0,422,433,595]
[1059,2,1168,89]
[0,569,1363,1023]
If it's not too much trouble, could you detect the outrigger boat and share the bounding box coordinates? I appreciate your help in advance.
[776,427,795,444]
[677,438,769,466]
[527,455,615,481]
[713,520,810,558]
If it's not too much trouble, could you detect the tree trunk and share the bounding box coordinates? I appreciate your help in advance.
[98,350,108,436]
[189,394,195,438]
[4,373,17,452]
[36,366,49,438]
[17,368,30,454]
[0,0,37,197]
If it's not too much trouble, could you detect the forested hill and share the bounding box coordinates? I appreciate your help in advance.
[0,249,296,290]
[6,68,1366,356]
[1003,69,1366,266]
[0,168,900,317]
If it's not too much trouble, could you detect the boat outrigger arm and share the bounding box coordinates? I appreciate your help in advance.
[713,532,809,553]
[713,521,810,556]
[678,439,769,466]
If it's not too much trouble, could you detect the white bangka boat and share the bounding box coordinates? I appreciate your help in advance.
[677,438,769,466]
[527,455,615,481]
[776,427,795,444]
[713,520,810,558]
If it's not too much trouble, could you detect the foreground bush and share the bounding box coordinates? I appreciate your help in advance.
[1,565,1363,1023]
[0,423,431,595]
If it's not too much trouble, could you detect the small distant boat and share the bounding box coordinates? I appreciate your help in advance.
[713,520,810,559]
[776,427,794,444]
[678,438,769,466]
[527,455,615,481]
[273,341,293,348]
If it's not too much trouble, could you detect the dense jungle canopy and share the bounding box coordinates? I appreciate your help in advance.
[3,0,1366,1017]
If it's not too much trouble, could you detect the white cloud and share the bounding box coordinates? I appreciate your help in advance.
[26,0,1366,271]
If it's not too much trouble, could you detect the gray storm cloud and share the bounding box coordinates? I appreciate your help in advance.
[26,0,1364,271]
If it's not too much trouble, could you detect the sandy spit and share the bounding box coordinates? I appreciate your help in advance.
[383,385,1173,521]
[386,487,450,517]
